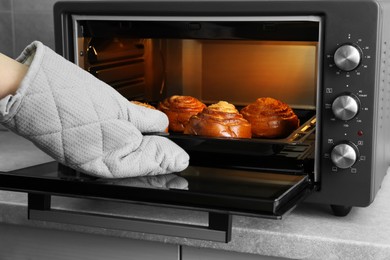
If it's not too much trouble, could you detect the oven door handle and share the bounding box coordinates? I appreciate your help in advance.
[27,193,232,243]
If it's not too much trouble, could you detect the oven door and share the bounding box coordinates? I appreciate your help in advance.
[0,160,313,217]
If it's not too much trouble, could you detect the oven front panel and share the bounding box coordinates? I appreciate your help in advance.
[52,0,385,209]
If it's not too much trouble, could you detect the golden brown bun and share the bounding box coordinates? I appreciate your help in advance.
[240,97,299,138]
[158,95,206,132]
[184,101,252,138]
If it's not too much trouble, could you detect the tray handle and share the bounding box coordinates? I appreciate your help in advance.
[27,193,232,243]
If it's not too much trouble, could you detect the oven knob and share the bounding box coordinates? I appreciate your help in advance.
[332,94,360,121]
[334,44,361,71]
[331,143,359,169]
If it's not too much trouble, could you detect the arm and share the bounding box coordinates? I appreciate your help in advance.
[0,53,28,99]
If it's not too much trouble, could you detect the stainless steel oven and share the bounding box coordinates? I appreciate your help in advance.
[1,0,389,243]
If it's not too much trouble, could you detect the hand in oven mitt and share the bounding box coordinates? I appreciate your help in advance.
[0,41,189,178]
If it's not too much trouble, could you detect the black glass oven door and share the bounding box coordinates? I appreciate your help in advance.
[0,161,313,218]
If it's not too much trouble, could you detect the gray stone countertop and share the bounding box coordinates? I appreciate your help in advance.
[1,128,390,260]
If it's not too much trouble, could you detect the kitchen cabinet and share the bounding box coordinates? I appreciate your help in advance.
[0,223,178,260]
[0,223,287,260]
[181,246,287,260]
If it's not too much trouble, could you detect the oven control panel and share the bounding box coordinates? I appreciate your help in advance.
[322,35,375,177]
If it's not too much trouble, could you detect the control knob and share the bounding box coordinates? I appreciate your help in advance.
[332,94,360,121]
[331,143,359,169]
[334,44,362,71]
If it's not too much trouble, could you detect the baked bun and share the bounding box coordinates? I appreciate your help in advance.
[241,97,299,138]
[158,95,206,132]
[184,101,252,138]
[130,101,157,110]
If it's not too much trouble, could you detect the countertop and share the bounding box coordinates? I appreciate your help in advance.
[1,128,390,260]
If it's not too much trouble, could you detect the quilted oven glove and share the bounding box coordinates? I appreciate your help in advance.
[0,41,189,178]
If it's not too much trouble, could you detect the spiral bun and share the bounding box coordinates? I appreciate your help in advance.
[158,95,206,132]
[241,97,299,138]
[184,101,252,138]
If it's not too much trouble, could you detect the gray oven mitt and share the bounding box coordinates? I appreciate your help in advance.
[0,41,189,178]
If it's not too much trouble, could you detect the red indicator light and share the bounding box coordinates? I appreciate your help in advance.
[357,130,364,136]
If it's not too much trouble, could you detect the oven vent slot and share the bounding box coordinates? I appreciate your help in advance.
[380,40,390,165]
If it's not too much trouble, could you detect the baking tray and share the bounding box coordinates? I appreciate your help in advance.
[165,115,315,143]
[152,108,315,146]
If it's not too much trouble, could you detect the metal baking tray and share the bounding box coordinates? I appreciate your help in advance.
[152,108,315,143]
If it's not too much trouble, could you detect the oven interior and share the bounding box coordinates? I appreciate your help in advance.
[74,17,320,178]
[76,19,319,109]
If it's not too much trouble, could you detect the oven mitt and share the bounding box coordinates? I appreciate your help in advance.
[0,41,189,178]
